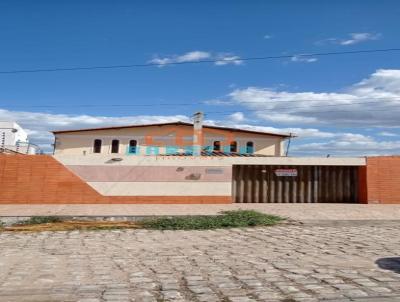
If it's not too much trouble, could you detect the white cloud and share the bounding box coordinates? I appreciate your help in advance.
[351,69,400,96]
[256,112,318,124]
[379,131,398,137]
[290,55,318,63]
[150,51,211,66]
[226,70,400,155]
[227,69,400,127]
[149,57,171,66]
[317,32,381,46]
[207,121,399,156]
[340,32,381,45]
[215,54,243,66]
[219,123,335,139]
[229,112,245,122]
[292,134,400,156]
[176,51,211,62]
[149,51,242,67]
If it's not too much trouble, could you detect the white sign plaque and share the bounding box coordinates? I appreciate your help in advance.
[274,169,298,177]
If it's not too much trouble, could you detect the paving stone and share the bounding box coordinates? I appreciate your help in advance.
[368,286,393,293]
[188,286,213,294]
[161,290,183,300]
[161,282,180,290]
[129,277,154,283]
[228,297,257,302]
[0,224,399,301]
[343,289,369,298]
[196,294,220,302]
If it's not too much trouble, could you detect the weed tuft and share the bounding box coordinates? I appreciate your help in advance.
[140,210,283,230]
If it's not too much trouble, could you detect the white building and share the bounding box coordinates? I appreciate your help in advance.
[0,121,38,154]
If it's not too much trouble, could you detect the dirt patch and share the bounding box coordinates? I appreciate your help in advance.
[2,220,140,232]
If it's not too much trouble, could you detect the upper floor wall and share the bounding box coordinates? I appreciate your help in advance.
[53,124,287,156]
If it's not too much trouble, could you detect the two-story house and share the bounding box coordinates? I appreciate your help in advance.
[52,121,290,156]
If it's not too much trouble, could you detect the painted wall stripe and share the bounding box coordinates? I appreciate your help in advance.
[67,165,232,182]
[87,181,232,196]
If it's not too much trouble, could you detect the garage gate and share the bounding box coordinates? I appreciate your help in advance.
[232,165,359,203]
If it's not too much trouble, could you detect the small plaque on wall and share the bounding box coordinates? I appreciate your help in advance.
[275,169,298,177]
[205,168,224,174]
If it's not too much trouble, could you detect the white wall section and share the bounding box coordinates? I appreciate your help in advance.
[88,182,232,196]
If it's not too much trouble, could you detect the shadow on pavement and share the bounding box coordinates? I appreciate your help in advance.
[376,257,400,274]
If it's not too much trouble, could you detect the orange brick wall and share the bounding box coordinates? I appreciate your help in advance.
[2,154,399,204]
[359,156,400,204]
[0,155,231,204]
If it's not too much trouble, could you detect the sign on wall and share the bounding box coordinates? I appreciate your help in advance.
[205,168,224,174]
[274,168,298,177]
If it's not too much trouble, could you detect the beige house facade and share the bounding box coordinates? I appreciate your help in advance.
[52,122,290,156]
[0,121,371,204]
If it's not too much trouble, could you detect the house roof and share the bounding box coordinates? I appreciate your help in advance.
[51,121,291,138]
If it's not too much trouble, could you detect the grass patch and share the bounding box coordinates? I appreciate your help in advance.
[140,210,284,230]
[1,210,284,232]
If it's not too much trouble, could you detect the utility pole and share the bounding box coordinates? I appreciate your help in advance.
[192,112,204,156]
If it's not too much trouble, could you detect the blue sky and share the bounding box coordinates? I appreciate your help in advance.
[0,0,400,155]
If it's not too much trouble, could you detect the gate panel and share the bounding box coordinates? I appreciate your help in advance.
[232,165,358,203]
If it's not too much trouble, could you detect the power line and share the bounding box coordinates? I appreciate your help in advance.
[206,103,400,116]
[207,106,400,117]
[0,48,399,74]
[0,103,195,108]
[205,103,400,117]
[2,95,400,109]
[206,96,400,107]
[205,99,400,115]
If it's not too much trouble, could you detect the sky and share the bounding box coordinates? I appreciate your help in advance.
[0,0,400,156]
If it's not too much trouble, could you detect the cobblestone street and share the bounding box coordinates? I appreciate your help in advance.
[0,223,399,302]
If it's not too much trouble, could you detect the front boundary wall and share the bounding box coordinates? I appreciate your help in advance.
[0,155,230,204]
[0,154,398,204]
[358,156,400,204]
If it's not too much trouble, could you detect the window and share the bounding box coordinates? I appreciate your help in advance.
[93,139,102,153]
[230,141,237,153]
[246,141,254,154]
[129,140,137,154]
[111,139,119,153]
[213,141,221,151]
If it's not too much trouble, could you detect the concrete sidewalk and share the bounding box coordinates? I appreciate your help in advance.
[1,203,400,221]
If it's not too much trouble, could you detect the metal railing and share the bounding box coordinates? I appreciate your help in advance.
[0,142,41,155]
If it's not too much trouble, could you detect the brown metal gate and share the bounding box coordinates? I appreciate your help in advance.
[232,165,359,203]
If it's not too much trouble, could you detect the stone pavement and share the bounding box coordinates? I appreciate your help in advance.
[1,223,400,301]
[1,204,400,221]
